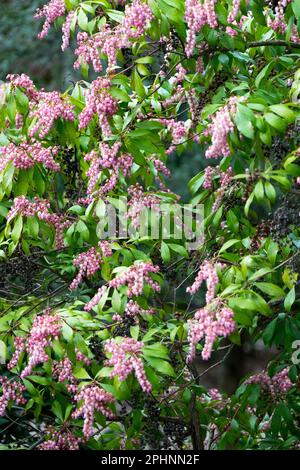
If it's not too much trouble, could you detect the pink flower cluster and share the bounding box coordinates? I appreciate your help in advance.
[104,337,151,392]
[72,1,153,73]
[164,65,187,107]
[203,166,216,189]
[61,11,75,51]
[159,119,188,155]
[205,97,237,159]
[185,0,218,57]
[84,142,133,200]
[73,26,119,74]
[203,166,233,211]
[226,0,240,36]
[125,299,154,317]
[74,32,102,73]
[246,367,292,396]
[29,90,75,138]
[7,76,74,139]
[0,377,26,416]
[121,1,153,38]
[200,388,229,411]
[34,0,66,39]
[127,183,160,228]
[15,113,23,129]
[149,156,171,178]
[11,312,62,378]
[186,89,201,121]
[7,73,38,100]
[7,337,25,370]
[110,261,160,297]
[268,0,292,35]
[79,77,117,136]
[73,385,114,439]
[207,388,222,401]
[187,260,220,304]
[96,25,127,73]
[203,165,232,190]
[212,167,233,212]
[267,0,300,42]
[52,357,77,393]
[0,140,60,172]
[76,349,92,366]
[85,262,160,311]
[39,427,83,450]
[164,86,185,108]
[7,196,70,248]
[84,285,108,312]
[70,241,112,290]
[113,299,155,323]
[187,303,235,361]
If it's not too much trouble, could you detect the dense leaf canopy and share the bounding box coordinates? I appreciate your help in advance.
[1,0,300,450]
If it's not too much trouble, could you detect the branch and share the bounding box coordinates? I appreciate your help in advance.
[189,393,204,450]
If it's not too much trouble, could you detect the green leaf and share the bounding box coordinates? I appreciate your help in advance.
[22,379,37,396]
[168,243,188,257]
[219,239,240,253]
[11,215,23,243]
[229,294,271,316]
[244,191,254,216]
[131,69,145,98]
[160,241,170,263]
[255,61,275,87]
[112,289,122,313]
[264,181,276,204]
[143,343,169,359]
[145,356,175,376]
[76,220,89,241]
[284,287,295,312]
[255,282,285,299]
[28,376,50,386]
[235,104,255,139]
[264,113,286,132]
[110,87,131,102]
[77,9,88,30]
[130,324,140,340]
[73,368,91,379]
[106,9,124,23]
[254,180,264,202]
[269,104,295,122]
[51,400,64,422]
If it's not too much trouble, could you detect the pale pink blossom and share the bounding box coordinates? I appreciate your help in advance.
[104,337,151,392]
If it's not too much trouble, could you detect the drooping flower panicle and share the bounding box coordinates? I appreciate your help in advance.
[0,140,60,172]
[204,97,237,159]
[34,0,66,39]
[70,241,112,290]
[0,377,26,416]
[109,261,160,297]
[79,77,117,136]
[8,312,62,378]
[72,385,114,439]
[7,196,70,248]
[104,337,151,392]
[187,302,235,361]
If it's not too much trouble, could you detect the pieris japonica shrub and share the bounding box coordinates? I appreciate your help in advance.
[1,0,300,451]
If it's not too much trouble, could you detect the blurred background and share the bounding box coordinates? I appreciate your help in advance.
[0,0,76,89]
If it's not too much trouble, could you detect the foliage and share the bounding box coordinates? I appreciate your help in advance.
[0,0,300,451]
